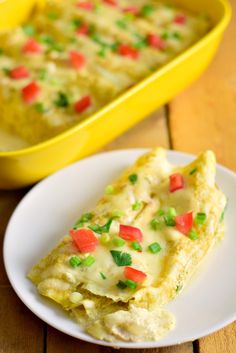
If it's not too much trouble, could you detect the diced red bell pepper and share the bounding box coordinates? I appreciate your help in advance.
[122,6,139,15]
[174,14,186,25]
[119,224,143,242]
[10,66,29,80]
[175,212,193,235]
[21,81,40,104]
[118,44,139,59]
[70,228,98,253]
[74,95,91,113]
[22,38,42,54]
[124,267,147,283]
[76,24,89,36]
[69,50,86,70]
[147,33,165,49]
[169,173,184,193]
[76,1,94,10]
[103,0,118,7]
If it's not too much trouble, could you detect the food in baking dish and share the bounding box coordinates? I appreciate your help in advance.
[28,148,226,342]
[0,0,210,147]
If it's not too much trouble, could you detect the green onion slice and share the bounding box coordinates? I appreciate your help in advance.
[148,242,162,254]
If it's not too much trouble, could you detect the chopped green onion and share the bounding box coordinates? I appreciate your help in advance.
[125,279,137,289]
[195,212,207,225]
[133,39,147,49]
[124,13,135,21]
[73,222,83,229]
[71,18,82,28]
[116,19,127,29]
[189,229,199,240]
[161,32,169,40]
[89,219,113,234]
[105,185,114,195]
[38,68,48,81]
[50,43,64,53]
[69,37,78,44]
[91,33,108,47]
[113,236,126,247]
[100,272,106,280]
[34,102,48,114]
[220,211,225,222]
[47,12,58,20]
[176,284,183,292]
[69,256,82,268]
[39,34,55,45]
[82,255,95,266]
[110,250,132,267]
[112,210,125,219]
[116,280,127,289]
[2,67,10,75]
[22,24,35,36]
[97,47,106,57]
[149,67,156,73]
[132,201,142,211]
[100,234,110,244]
[157,209,165,216]
[74,213,93,228]
[110,42,119,52]
[190,167,198,175]
[150,217,163,230]
[128,173,138,184]
[172,32,181,40]
[80,213,93,223]
[141,4,154,16]
[131,241,142,251]
[94,4,102,13]
[148,242,162,254]
[54,92,69,108]
[164,208,176,227]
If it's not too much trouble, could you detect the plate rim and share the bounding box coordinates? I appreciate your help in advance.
[3,148,236,349]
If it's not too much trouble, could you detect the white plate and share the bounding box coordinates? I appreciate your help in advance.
[3,149,236,349]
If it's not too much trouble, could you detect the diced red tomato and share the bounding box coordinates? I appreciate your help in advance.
[69,50,86,70]
[76,1,94,10]
[21,81,40,104]
[147,33,165,49]
[10,66,29,80]
[175,212,193,235]
[118,44,139,59]
[174,14,186,25]
[103,0,118,7]
[22,38,42,54]
[74,95,91,113]
[76,24,89,36]
[119,224,143,242]
[124,267,147,283]
[169,173,184,193]
[122,6,139,15]
[70,228,98,253]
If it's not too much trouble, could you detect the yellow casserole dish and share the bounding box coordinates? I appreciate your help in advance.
[0,0,231,189]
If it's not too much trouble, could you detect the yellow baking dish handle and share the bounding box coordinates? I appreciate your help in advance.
[0,0,45,31]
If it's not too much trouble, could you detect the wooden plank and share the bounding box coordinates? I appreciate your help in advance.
[198,323,236,353]
[0,285,44,353]
[0,190,26,284]
[169,0,236,171]
[169,0,236,352]
[103,108,170,151]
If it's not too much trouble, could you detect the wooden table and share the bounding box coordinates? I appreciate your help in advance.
[1,1,236,352]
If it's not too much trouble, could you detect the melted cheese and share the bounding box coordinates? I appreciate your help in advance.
[28,148,227,342]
